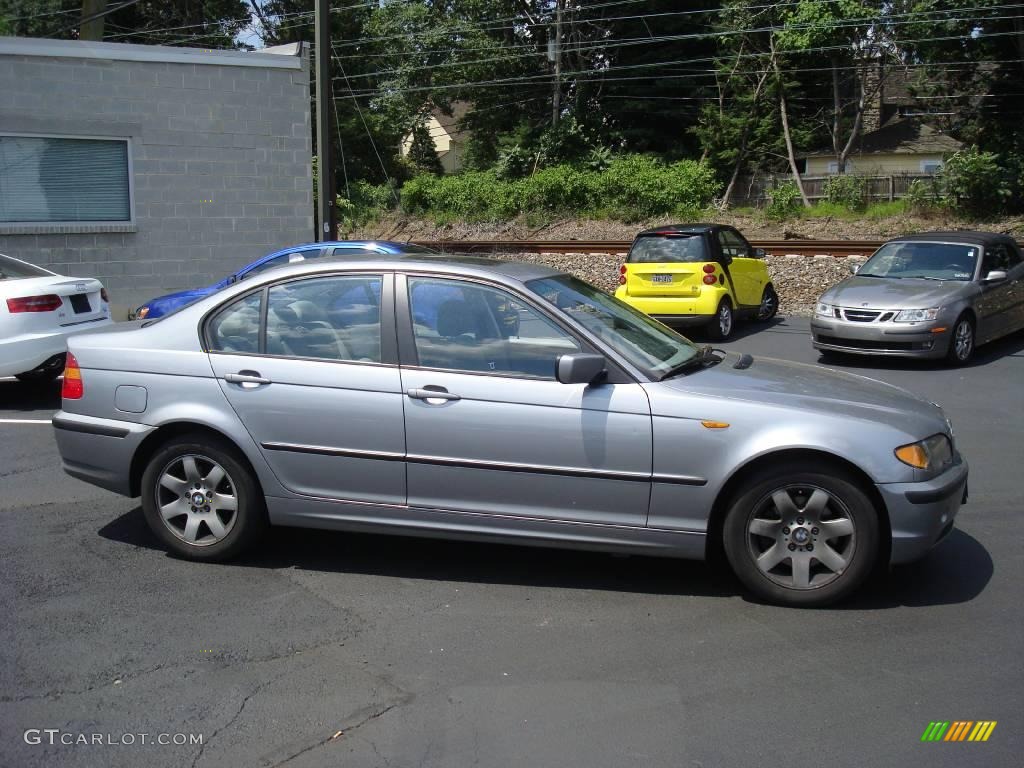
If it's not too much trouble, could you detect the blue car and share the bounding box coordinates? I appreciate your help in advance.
[133,241,434,319]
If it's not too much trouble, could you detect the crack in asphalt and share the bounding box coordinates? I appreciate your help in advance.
[270,694,413,768]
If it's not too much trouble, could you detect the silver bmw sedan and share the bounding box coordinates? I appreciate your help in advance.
[811,231,1024,365]
[52,253,968,607]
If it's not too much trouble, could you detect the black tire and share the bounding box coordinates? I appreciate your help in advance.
[722,461,879,607]
[754,284,779,322]
[706,299,734,341]
[945,313,974,366]
[141,434,267,561]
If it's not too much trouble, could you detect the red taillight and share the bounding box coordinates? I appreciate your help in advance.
[6,294,62,313]
[620,265,627,274]
[619,264,627,285]
[703,274,717,285]
[100,287,109,303]
[62,353,83,400]
[702,264,716,274]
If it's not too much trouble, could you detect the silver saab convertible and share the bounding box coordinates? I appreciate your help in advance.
[53,254,968,606]
[812,231,1024,365]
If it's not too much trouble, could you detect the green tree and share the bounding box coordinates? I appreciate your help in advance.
[406,121,445,176]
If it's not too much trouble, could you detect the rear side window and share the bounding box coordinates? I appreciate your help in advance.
[207,292,262,354]
[627,235,708,263]
[0,254,51,279]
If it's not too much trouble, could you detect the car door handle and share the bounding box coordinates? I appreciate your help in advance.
[224,371,271,386]
[407,387,461,403]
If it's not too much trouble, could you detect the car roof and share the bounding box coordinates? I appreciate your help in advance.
[635,224,722,236]
[887,231,1014,247]
[258,251,566,284]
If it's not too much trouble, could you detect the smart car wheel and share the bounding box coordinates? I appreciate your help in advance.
[945,314,974,366]
[707,299,734,340]
[723,462,879,607]
[141,434,266,561]
[755,285,778,321]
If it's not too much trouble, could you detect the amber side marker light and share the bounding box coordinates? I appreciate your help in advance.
[930,327,947,334]
[895,443,929,469]
[701,420,730,429]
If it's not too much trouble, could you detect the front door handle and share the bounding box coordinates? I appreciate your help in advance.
[407,387,461,403]
[224,370,271,387]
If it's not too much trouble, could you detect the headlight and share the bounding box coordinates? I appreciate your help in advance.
[136,306,150,319]
[894,307,939,322]
[815,302,836,318]
[895,433,953,470]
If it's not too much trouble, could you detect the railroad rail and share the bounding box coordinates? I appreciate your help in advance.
[416,239,883,258]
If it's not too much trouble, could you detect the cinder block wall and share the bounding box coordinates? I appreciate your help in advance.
[0,42,313,316]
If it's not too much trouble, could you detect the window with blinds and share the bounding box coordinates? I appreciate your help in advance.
[0,135,132,223]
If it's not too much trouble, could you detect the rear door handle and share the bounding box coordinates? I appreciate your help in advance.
[224,371,271,387]
[407,387,461,403]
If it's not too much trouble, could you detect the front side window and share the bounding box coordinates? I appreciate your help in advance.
[0,135,131,223]
[981,244,1021,275]
[208,292,262,354]
[627,234,709,263]
[859,242,979,282]
[268,275,382,362]
[527,275,698,379]
[408,278,579,378]
[717,229,750,259]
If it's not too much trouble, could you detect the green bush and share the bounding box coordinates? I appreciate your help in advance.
[939,147,1010,217]
[765,181,802,220]
[823,174,867,211]
[396,154,719,222]
[904,179,938,214]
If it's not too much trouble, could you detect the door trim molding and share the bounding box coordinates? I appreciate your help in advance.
[260,441,706,486]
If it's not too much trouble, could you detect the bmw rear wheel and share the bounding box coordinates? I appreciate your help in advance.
[723,462,879,607]
[141,434,266,561]
[707,299,734,340]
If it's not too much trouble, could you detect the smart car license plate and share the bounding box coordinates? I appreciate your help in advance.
[651,274,673,283]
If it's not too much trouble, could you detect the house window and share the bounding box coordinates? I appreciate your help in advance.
[920,159,943,174]
[0,135,132,223]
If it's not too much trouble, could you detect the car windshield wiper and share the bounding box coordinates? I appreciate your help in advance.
[659,344,725,380]
[906,275,945,281]
[857,272,890,278]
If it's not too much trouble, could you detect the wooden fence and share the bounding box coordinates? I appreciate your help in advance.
[731,173,938,207]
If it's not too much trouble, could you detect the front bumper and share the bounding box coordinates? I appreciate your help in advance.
[877,457,968,564]
[52,411,154,496]
[811,317,951,358]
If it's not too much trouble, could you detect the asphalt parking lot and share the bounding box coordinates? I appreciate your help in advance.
[1,317,1021,768]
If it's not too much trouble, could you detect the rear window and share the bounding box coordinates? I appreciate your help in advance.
[0,254,52,279]
[627,235,709,263]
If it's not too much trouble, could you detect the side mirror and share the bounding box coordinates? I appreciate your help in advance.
[753,248,766,258]
[287,252,305,264]
[227,274,238,284]
[849,264,860,275]
[983,269,1007,283]
[556,353,606,385]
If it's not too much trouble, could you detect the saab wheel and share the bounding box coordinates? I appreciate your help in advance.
[722,462,879,607]
[141,434,266,561]
[707,299,734,340]
[755,284,779,322]
[945,314,974,366]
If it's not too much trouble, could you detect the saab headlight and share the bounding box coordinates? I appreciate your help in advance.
[894,307,939,323]
[815,302,836,318]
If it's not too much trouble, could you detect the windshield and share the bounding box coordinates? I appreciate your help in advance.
[859,242,979,281]
[526,274,699,378]
[627,234,709,263]
[0,254,52,279]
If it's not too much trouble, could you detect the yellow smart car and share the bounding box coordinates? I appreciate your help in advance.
[614,224,778,340]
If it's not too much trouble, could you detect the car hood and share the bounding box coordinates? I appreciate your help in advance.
[821,276,971,309]
[651,353,945,434]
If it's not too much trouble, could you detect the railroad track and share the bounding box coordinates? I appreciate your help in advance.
[417,239,883,258]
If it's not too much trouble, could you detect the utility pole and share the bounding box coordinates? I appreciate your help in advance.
[79,0,107,41]
[314,0,337,241]
[551,0,563,128]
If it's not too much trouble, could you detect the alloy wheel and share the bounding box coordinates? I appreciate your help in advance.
[756,287,777,321]
[952,319,973,362]
[745,484,856,590]
[155,454,238,546]
[718,302,733,337]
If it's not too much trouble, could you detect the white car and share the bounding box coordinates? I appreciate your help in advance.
[0,254,112,381]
